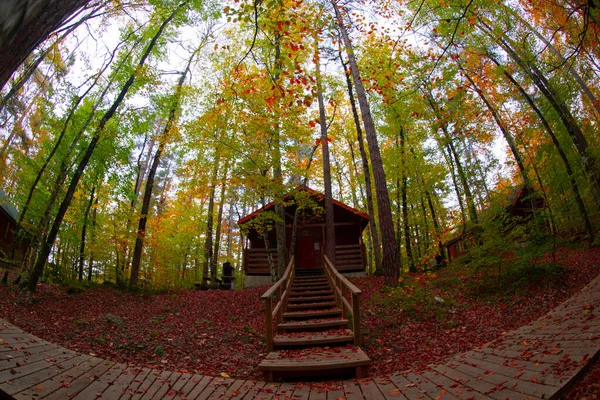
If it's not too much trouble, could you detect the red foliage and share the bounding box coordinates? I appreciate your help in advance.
[0,285,268,379]
[352,246,600,378]
[1,246,599,383]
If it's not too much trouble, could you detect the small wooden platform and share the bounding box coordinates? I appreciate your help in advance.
[259,346,371,381]
[1,273,600,399]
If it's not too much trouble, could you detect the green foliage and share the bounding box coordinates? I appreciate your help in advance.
[154,344,165,356]
[373,280,458,322]
[105,313,124,326]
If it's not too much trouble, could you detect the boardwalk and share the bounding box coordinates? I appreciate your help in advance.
[1,274,600,399]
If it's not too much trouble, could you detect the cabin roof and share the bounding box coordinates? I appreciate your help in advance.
[238,185,370,225]
[0,189,19,223]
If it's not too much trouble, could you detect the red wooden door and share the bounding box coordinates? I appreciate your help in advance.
[297,235,316,269]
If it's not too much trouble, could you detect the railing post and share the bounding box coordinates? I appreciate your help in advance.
[265,298,273,352]
[352,292,361,346]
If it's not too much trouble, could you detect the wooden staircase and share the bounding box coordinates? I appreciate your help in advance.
[258,259,371,381]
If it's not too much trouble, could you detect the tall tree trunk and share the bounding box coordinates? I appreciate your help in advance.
[78,186,95,281]
[315,37,336,264]
[211,161,229,288]
[333,2,399,284]
[480,20,600,207]
[16,31,139,282]
[0,0,93,90]
[399,127,415,272]
[426,189,444,259]
[460,66,531,188]
[87,194,98,281]
[203,158,220,287]
[0,1,107,114]
[488,54,594,241]
[425,93,478,225]
[22,4,184,292]
[129,37,197,291]
[441,143,467,229]
[340,54,382,274]
[501,5,600,117]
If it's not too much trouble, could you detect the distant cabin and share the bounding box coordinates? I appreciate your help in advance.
[0,190,29,271]
[443,186,544,262]
[238,186,369,287]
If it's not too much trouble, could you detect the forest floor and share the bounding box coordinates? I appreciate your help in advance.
[0,245,599,396]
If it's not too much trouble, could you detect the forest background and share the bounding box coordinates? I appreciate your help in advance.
[0,0,599,292]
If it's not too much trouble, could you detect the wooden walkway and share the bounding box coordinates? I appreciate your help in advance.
[2,274,600,399]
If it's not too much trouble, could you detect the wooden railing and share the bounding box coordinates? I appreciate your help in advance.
[323,255,362,346]
[260,258,295,352]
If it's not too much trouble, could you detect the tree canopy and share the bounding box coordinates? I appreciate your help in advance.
[0,0,598,291]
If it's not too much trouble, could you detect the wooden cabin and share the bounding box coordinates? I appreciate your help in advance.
[443,186,544,262]
[0,190,29,271]
[239,186,368,285]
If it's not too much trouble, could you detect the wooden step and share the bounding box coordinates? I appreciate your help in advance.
[273,330,354,348]
[293,279,328,285]
[293,284,330,291]
[277,319,349,331]
[283,309,342,320]
[294,276,328,282]
[289,294,335,303]
[258,346,370,380]
[291,289,332,296]
[295,269,324,277]
[292,280,328,286]
[286,301,337,311]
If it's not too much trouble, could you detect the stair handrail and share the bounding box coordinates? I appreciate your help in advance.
[323,255,362,346]
[260,258,295,352]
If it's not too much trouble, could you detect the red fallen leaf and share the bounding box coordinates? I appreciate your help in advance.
[9,369,16,375]
[34,386,43,391]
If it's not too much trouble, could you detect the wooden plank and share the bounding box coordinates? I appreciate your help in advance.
[183,376,215,399]
[405,372,458,400]
[273,332,354,347]
[150,371,182,399]
[255,382,280,399]
[171,373,206,400]
[100,366,144,400]
[239,381,266,400]
[309,385,328,400]
[373,377,409,400]
[7,353,93,397]
[388,373,432,400]
[288,383,310,400]
[0,349,79,385]
[119,367,153,400]
[43,359,115,400]
[0,346,73,373]
[129,369,167,400]
[0,343,60,366]
[342,380,364,400]
[137,370,174,400]
[259,347,371,371]
[163,372,192,398]
[71,362,127,399]
[205,377,235,400]
[325,386,346,400]
[216,379,247,399]
[358,379,386,400]
[278,319,348,331]
[282,309,341,320]
[421,369,492,400]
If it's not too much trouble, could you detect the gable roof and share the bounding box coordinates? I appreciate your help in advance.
[238,185,370,225]
[0,189,19,223]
